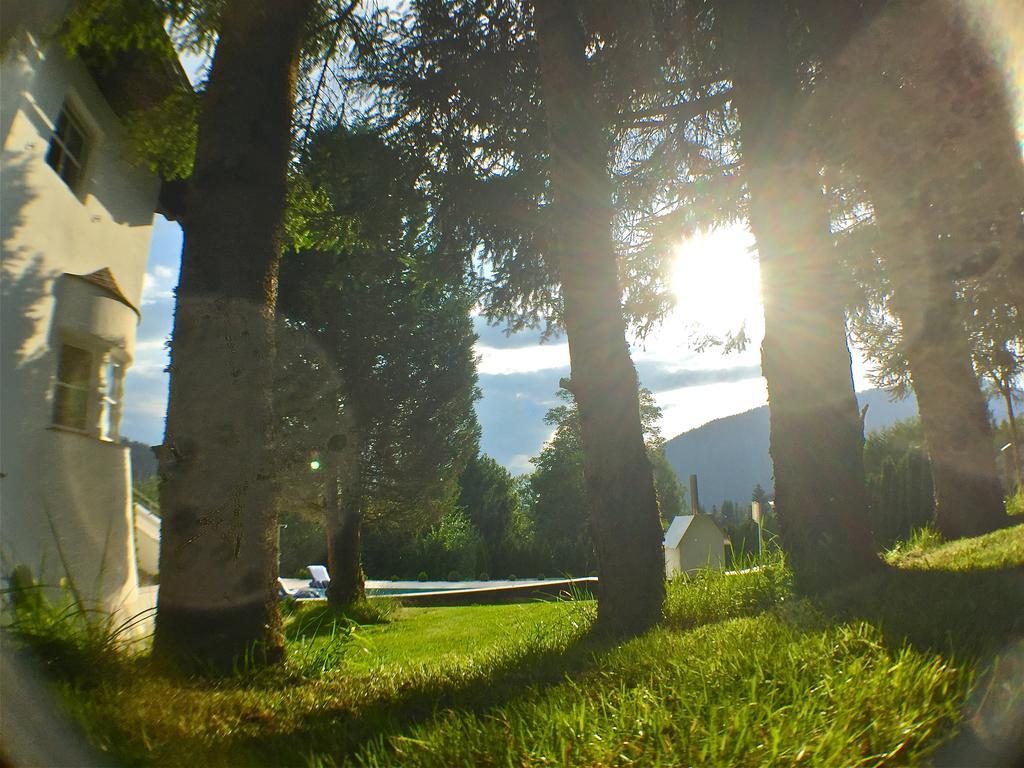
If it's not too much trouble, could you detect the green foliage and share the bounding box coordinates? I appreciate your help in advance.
[1008,487,1024,517]
[121,89,199,180]
[63,0,175,60]
[3,568,150,685]
[751,483,769,505]
[277,509,327,579]
[132,474,160,507]
[456,454,521,572]
[274,125,481,577]
[650,447,687,522]
[357,0,696,336]
[525,386,674,574]
[422,509,485,579]
[63,0,199,180]
[864,419,936,548]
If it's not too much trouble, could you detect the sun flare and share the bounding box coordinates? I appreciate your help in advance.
[670,225,762,339]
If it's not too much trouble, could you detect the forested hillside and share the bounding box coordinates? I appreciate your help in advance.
[664,388,1011,509]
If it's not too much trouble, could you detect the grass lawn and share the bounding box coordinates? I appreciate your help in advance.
[11,524,1024,766]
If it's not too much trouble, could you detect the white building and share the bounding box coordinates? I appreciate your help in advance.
[663,514,726,577]
[1,6,179,619]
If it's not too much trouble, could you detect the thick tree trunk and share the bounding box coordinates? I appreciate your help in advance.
[728,1,880,590]
[154,0,312,671]
[324,430,365,609]
[825,1,1016,539]
[874,201,1009,539]
[1004,386,1022,491]
[534,0,665,635]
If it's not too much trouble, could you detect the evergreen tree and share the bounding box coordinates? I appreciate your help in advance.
[821,0,1018,538]
[457,455,522,575]
[710,0,880,589]
[527,387,676,578]
[277,125,480,610]
[360,0,672,633]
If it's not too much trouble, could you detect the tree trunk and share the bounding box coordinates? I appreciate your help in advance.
[727,0,881,590]
[1003,384,1022,491]
[533,0,665,635]
[873,200,1009,539]
[154,0,313,671]
[324,429,365,609]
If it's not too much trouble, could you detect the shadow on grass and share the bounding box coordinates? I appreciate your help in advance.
[817,564,1024,767]
[166,619,621,766]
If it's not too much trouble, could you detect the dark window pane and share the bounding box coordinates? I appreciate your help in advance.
[53,386,89,431]
[45,141,64,174]
[46,107,88,192]
[53,109,70,142]
[61,160,81,190]
[65,122,84,159]
[57,344,91,387]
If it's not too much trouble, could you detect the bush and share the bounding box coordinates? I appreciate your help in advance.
[417,571,429,582]
[446,571,462,582]
[4,566,147,685]
[1007,487,1024,517]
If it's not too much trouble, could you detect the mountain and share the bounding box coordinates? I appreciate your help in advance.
[122,438,159,482]
[662,388,1010,510]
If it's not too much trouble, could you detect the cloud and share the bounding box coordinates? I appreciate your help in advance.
[141,264,177,306]
[655,378,769,440]
[119,386,169,445]
[476,342,570,375]
[476,368,569,471]
[473,315,559,350]
[636,362,763,394]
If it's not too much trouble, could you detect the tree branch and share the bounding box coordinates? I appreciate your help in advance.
[617,89,734,126]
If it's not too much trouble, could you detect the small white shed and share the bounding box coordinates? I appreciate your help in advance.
[663,515,725,577]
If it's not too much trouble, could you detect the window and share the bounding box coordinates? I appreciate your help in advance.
[51,344,126,440]
[45,105,88,191]
[53,344,92,431]
[98,357,124,441]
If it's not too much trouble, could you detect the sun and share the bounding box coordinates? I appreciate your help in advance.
[670,225,762,340]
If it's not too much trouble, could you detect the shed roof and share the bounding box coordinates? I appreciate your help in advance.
[65,267,139,315]
[664,515,695,549]
[664,514,724,549]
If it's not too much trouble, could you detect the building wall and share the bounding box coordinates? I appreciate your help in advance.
[679,516,725,574]
[1,25,160,616]
[664,544,682,578]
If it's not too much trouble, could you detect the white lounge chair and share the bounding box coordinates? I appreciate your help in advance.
[307,564,331,589]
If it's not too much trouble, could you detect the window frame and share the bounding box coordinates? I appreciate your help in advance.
[52,343,94,433]
[44,102,91,194]
[51,340,128,441]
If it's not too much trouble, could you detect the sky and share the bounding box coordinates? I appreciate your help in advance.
[121,219,874,473]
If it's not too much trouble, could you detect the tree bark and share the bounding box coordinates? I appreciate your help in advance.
[1003,384,1022,491]
[154,0,313,671]
[534,0,665,635]
[324,429,365,609]
[727,0,881,590]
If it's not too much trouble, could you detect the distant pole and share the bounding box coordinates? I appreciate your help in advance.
[689,474,700,515]
[751,502,762,557]
[277,523,288,575]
